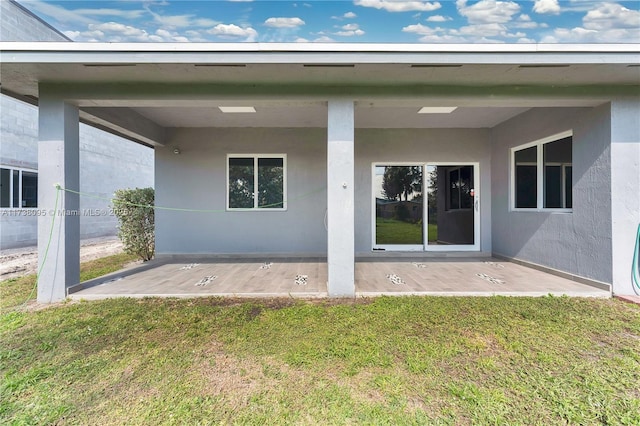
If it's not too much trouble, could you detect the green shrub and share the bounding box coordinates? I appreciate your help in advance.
[112,188,155,261]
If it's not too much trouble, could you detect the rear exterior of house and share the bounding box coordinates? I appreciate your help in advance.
[0,43,638,301]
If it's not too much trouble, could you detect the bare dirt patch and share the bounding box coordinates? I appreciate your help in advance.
[0,236,124,280]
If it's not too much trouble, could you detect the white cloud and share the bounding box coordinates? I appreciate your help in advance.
[193,18,221,27]
[72,8,145,19]
[155,29,189,42]
[532,0,560,15]
[62,30,81,40]
[583,3,640,30]
[354,0,441,13]
[426,15,451,22]
[143,4,220,29]
[456,0,520,24]
[541,3,640,43]
[403,20,520,43]
[66,21,192,42]
[295,37,310,42]
[87,22,149,40]
[542,26,640,43]
[402,23,439,35]
[264,17,306,28]
[456,22,508,36]
[513,13,539,29]
[208,24,258,41]
[341,23,360,30]
[560,0,603,13]
[449,22,525,39]
[417,33,472,42]
[313,35,336,42]
[184,30,211,42]
[22,0,96,25]
[335,29,366,36]
[331,12,357,20]
[150,14,197,28]
[334,23,365,36]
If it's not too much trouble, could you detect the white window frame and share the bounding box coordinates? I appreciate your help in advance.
[510,130,573,212]
[226,154,287,211]
[0,166,38,209]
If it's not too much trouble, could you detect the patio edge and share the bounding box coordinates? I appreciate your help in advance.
[492,253,612,293]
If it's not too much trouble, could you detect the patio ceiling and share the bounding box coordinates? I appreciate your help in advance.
[1,42,638,145]
[131,103,532,129]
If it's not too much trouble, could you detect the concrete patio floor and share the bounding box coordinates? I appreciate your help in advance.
[68,257,610,300]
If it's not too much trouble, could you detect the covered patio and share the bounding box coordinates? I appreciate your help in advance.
[68,257,610,300]
[1,42,638,302]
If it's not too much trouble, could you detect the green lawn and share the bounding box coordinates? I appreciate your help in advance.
[1,259,639,425]
[0,253,138,312]
[376,217,437,244]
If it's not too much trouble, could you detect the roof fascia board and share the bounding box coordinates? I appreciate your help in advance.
[2,42,639,53]
[2,43,639,65]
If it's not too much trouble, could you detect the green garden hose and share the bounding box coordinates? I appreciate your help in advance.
[633,223,640,296]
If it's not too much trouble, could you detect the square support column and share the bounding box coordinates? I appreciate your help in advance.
[610,100,640,296]
[327,100,355,297]
[37,93,80,303]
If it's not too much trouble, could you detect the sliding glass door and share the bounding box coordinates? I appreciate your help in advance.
[373,163,479,252]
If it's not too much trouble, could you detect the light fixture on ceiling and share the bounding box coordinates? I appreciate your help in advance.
[303,64,355,68]
[82,64,136,67]
[410,64,462,68]
[418,107,458,114]
[518,65,570,68]
[218,106,256,113]
[173,148,181,155]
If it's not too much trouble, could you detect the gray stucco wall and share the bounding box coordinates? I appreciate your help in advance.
[156,127,491,256]
[156,128,328,255]
[0,0,154,249]
[490,106,613,284]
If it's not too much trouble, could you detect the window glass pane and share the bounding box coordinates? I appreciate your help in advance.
[544,166,562,208]
[12,170,19,208]
[543,136,572,208]
[544,137,572,163]
[258,157,284,208]
[376,166,423,245]
[21,172,37,208]
[0,168,9,208]
[460,166,473,209]
[228,158,254,208]
[449,169,460,210]
[515,146,537,208]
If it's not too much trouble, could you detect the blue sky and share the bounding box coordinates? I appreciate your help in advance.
[19,0,640,43]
